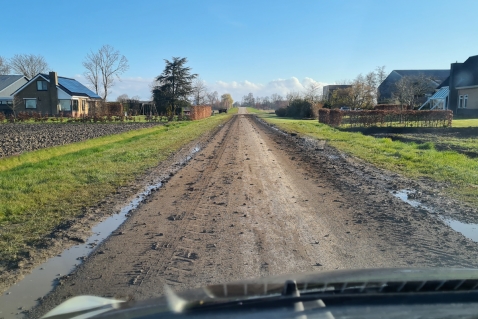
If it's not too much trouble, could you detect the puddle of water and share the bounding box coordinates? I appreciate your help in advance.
[392,190,422,208]
[0,145,200,319]
[441,218,478,242]
[392,189,478,243]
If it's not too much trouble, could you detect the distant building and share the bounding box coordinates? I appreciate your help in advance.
[378,70,449,103]
[322,85,351,101]
[441,55,478,117]
[0,75,29,114]
[12,72,101,116]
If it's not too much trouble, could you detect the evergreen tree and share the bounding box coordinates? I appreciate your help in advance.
[152,57,197,115]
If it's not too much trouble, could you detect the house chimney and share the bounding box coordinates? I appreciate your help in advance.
[49,71,58,115]
[49,71,58,86]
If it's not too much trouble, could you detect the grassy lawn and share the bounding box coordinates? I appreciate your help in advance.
[246,107,273,114]
[0,113,233,263]
[453,119,478,127]
[253,110,478,206]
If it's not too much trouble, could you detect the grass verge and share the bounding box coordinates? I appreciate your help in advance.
[0,114,233,263]
[255,112,478,206]
[453,119,478,127]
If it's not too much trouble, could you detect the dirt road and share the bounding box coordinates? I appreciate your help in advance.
[30,108,478,317]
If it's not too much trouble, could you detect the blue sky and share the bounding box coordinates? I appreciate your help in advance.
[2,0,478,101]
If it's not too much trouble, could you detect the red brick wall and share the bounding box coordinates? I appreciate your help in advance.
[190,105,212,120]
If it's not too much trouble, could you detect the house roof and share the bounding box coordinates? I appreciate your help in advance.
[430,86,449,100]
[393,70,450,84]
[378,70,449,101]
[437,76,450,89]
[0,75,27,93]
[40,73,101,99]
[449,55,478,88]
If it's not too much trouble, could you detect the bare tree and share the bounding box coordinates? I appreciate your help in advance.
[393,74,435,109]
[191,79,208,105]
[286,91,302,105]
[116,94,129,103]
[342,75,367,109]
[83,51,101,97]
[375,65,387,101]
[9,54,49,78]
[221,93,233,109]
[375,66,387,86]
[206,91,219,108]
[83,45,129,101]
[304,83,322,103]
[0,56,10,75]
[9,95,23,118]
[270,93,285,109]
[364,71,378,105]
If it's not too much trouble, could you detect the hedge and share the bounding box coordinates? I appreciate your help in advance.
[318,110,453,128]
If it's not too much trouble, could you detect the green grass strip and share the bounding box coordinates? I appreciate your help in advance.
[256,112,478,206]
[453,119,478,127]
[0,113,233,262]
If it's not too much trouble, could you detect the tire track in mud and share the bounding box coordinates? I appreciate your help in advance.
[133,116,239,292]
[28,109,478,318]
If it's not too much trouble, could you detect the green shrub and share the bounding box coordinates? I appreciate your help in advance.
[275,107,287,117]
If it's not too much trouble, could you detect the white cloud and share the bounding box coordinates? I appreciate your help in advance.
[209,77,329,101]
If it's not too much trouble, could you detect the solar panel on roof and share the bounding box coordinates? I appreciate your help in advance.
[58,77,101,99]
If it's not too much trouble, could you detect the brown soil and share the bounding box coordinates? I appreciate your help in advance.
[27,108,478,318]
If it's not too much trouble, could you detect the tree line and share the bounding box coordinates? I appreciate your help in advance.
[239,64,442,119]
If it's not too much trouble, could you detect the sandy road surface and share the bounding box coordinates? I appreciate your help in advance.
[30,108,478,317]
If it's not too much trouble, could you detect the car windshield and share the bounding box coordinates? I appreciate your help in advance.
[1,1,478,318]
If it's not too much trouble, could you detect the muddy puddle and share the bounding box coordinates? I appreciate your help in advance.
[392,189,478,242]
[0,146,200,319]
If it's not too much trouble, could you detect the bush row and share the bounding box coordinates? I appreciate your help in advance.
[318,109,453,127]
[275,99,318,118]
[0,112,182,123]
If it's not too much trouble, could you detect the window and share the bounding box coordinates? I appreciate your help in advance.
[25,99,37,109]
[72,99,78,111]
[81,100,86,112]
[59,100,71,111]
[459,95,468,108]
[37,81,48,91]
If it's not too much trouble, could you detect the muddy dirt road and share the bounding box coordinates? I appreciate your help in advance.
[29,108,478,317]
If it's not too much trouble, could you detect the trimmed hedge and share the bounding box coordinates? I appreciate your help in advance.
[319,110,453,128]
[190,105,212,120]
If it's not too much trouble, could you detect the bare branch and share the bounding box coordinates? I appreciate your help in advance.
[0,56,11,75]
[191,78,208,105]
[83,45,129,101]
[9,54,49,78]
